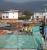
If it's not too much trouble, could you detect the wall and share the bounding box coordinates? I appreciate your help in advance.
[43,13,47,18]
[34,12,43,19]
[0,12,2,19]
[2,11,18,19]
[13,12,18,19]
[2,13,9,19]
[34,12,47,18]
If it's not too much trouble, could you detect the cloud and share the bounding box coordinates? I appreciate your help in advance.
[4,0,47,3]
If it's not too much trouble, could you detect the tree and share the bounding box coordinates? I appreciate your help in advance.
[18,11,33,20]
[23,11,33,19]
[18,15,27,20]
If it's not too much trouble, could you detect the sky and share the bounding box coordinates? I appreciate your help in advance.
[3,0,47,3]
[0,0,47,11]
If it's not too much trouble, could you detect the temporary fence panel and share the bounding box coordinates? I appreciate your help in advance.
[32,26,40,35]
[0,34,43,49]
[0,26,44,49]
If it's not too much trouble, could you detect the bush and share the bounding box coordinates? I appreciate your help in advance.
[18,16,31,20]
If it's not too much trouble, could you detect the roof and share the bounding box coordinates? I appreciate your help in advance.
[34,9,47,13]
[3,9,19,13]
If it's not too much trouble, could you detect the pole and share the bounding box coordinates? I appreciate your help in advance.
[45,8,46,48]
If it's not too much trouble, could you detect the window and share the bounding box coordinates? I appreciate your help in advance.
[36,16,39,20]
[3,16,5,18]
[13,16,14,17]
[6,16,8,18]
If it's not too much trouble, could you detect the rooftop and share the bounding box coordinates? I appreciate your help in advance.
[3,9,19,13]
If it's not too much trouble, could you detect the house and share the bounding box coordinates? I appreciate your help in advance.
[0,10,3,19]
[33,11,47,23]
[0,10,23,25]
[2,10,19,19]
[34,12,42,19]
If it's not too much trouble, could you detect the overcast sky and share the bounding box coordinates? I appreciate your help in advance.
[3,0,47,3]
[0,0,47,11]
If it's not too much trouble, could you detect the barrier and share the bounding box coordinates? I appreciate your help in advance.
[0,34,43,49]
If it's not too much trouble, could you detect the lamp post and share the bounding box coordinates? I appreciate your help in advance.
[45,8,47,47]
[42,9,44,36]
[44,8,46,37]
[41,9,45,39]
